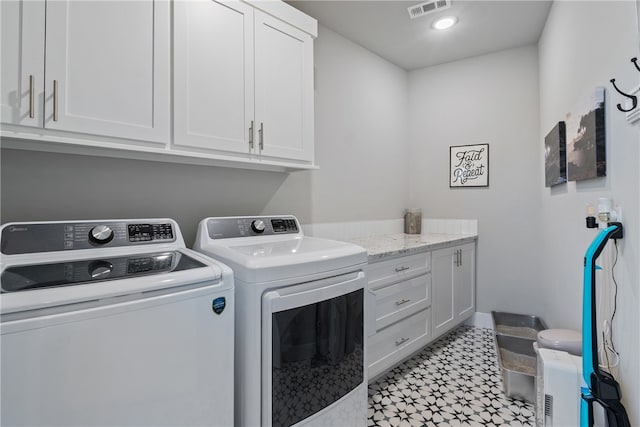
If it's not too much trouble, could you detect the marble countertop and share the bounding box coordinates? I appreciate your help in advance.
[344,233,477,261]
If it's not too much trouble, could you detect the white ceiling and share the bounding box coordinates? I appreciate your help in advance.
[285,0,553,70]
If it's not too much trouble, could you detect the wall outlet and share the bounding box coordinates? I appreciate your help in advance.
[614,205,622,222]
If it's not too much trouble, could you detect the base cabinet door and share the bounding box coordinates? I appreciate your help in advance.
[454,243,476,320]
[431,246,456,339]
[432,242,476,340]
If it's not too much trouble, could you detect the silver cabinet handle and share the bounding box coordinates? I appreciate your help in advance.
[29,75,35,118]
[53,80,58,122]
[455,249,459,267]
[458,249,462,266]
[395,337,410,347]
[395,266,410,272]
[395,298,411,306]
[249,120,254,151]
[259,122,264,151]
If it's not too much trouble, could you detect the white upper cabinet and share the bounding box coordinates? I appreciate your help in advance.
[1,0,170,143]
[173,0,316,164]
[45,1,170,142]
[254,10,314,162]
[173,0,254,154]
[1,0,316,171]
[1,0,45,128]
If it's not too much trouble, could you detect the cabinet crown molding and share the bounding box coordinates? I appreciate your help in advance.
[242,0,318,37]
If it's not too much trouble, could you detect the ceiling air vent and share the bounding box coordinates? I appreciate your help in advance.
[408,0,451,19]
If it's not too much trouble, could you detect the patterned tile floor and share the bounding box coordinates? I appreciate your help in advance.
[368,326,536,427]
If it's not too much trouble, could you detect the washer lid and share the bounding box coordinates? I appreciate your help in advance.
[0,249,227,314]
[1,251,206,293]
[197,236,367,283]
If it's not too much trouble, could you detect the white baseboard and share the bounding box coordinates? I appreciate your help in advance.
[464,311,494,329]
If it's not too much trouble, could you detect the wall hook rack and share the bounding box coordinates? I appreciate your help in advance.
[609,57,640,114]
[610,78,638,112]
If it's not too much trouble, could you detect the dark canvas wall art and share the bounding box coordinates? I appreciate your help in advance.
[566,87,606,181]
[544,121,567,187]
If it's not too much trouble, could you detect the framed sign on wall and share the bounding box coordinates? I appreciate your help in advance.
[449,143,489,188]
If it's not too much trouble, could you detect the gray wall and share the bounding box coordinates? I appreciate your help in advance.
[1,25,410,245]
[0,149,287,245]
[407,45,545,317]
[538,1,639,420]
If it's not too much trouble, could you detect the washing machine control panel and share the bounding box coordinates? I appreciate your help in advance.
[1,220,176,255]
[206,216,300,239]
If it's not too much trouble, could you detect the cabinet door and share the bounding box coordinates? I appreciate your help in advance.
[1,0,45,127]
[454,243,476,320]
[431,246,456,339]
[44,0,169,143]
[173,0,254,154]
[254,10,314,162]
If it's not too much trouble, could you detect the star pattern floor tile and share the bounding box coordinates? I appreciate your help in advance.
[368,326,535,427]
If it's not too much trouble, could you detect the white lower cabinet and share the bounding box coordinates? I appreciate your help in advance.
[374,274,430,330]
[367,240,476,381]
[432,242,476,340]
[367,251,432,380]
[368,308,431,380]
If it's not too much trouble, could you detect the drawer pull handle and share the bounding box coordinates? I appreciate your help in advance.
[395,266,410,272]
[395,298,411,306]
[395,337,410,346]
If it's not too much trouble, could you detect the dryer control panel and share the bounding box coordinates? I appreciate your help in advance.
[206,216,300,239]
[1,220,176,255]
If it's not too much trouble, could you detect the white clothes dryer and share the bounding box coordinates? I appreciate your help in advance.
[193,215,368,427]
[1,218,234,426]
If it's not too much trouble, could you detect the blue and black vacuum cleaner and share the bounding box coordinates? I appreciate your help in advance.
[580,222,630,427]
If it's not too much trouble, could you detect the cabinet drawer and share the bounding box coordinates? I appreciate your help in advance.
[368,308,430,372]
[373,273,430,331]
[368,252,431,290]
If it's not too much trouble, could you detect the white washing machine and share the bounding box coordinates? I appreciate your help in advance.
[193,215,368,427]
[0,218,234,426]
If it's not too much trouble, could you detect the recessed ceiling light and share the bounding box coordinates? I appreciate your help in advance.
[432,16,458,30]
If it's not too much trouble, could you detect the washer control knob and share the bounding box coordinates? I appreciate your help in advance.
[251,220,266,233]
[88,260,113,279]
[89,225,114,245]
